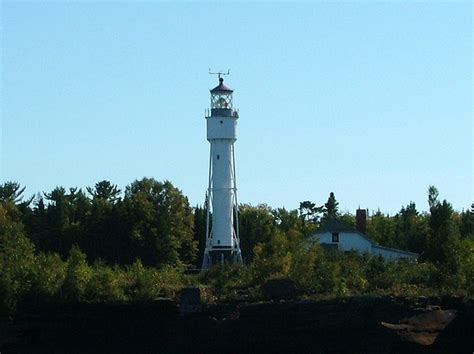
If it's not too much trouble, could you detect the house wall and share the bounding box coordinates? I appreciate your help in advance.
[314,232,372,253]
[312,232,418,260]
[371,246,417,260]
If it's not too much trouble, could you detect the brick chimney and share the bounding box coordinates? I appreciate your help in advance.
[356,208,367,234]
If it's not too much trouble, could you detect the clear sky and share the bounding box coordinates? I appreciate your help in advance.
[1,1,472,215]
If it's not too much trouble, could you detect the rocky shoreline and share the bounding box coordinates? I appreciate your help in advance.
[1,296,473,353]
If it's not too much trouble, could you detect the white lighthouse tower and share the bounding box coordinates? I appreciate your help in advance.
[202,74,242,269]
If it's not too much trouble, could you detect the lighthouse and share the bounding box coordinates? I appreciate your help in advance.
[201,74,242,269]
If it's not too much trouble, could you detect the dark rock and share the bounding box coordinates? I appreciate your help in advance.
[1,296,473,354]
[179,287,201,315]
[261,278,297,300]
[381,309,457,346]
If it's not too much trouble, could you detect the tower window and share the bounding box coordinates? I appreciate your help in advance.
[211,94,233,109]
[220,120,223,124]
[217,155,220,160]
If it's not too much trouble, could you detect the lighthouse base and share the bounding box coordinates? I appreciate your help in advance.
[201,247,242,270]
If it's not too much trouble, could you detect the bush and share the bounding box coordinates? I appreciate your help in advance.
[153,265,185,298]
[287,239,319,289]
[31,252,67,299]
[85,262,126,302]
[62,246,92,301]
[200,263,242,299]
[125,260,184,300]
[312,256,345,295]
[124,259,157,300]
[339,253,368,294]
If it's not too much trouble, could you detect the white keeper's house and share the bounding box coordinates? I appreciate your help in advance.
[309,210,418,261]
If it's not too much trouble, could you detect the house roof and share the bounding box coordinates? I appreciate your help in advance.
[312,219,419,257]
[316,219,357,233]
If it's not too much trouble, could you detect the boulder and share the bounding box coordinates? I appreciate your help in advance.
[179,288,201,315]
[261,278,297,301]
[381,309,457,346]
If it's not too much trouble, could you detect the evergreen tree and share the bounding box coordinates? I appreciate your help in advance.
[459,203,474,240]
[298,201,322,232]
[0,182,26,204]
[193,204,207,267]
[85,181,124,263]
[394,202,430,254]
[273,207,302,233]
[86,180,121,203]
[426,186,462,269]
[321,192,339,224]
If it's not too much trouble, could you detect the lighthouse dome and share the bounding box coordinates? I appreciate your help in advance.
[210,77,233,93]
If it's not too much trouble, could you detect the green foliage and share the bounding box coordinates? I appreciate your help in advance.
[338,213,356,228]
[425,185,462,266]
[321,192,339,224]
[124,178,197,267]
[31,252,67,298]
[200,263,254,299]
[459,204,474,239]
[154,265,186,298]
[20,179,196,268]
[0,181,27,204]
[62,246,92,301]
[1,180,472,311]
[366,211,397,247]
[459,238,474,293]
[252,229,320,289]
[87,180,121,203]
[312,253,344,295]
[298,201,322,233]
[287,236,319,288]
[85,262,126,302]
[239,204,277,261]
[125,260,184,300]
[395,203,430,256]
[193,204,207,268]
[0,203,36,312]
[273,208,302,233]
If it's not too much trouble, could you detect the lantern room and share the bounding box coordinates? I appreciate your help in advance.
[210,77,233,117]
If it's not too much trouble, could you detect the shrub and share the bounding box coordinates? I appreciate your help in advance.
[31,252,67,299]
[200,263,243,299]
[125,259,157,301]
[339,254,368,294]
[124,260,184,300]
[85,262,126,302]
[62,246,92,301]
[153,265,185,298]
[312,256,343,295]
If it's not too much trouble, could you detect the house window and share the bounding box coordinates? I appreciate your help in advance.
[332,232,339,243]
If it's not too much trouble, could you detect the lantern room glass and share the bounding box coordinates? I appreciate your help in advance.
[211,93,233,110]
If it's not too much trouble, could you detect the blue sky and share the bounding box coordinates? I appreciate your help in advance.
[1,1,472,214]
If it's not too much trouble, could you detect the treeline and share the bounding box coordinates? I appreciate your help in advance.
[0,179,473,312]
[5,179,196,268]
